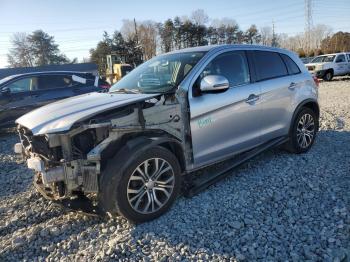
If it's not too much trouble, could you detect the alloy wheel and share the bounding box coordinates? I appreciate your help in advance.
[296,113,315,148]
[127,158,175,214]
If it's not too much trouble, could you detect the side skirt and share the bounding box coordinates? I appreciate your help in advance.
[184,136,289,197]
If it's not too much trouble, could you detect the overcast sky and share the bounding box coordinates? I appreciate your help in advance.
[0,0,349,68]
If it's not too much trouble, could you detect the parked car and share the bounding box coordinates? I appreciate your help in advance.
[14,45,319,223]
[0,71,110,128]
[305,52,350,81]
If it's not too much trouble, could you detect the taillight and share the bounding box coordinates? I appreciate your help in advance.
[100,84,110,89]
[312,75,319,88]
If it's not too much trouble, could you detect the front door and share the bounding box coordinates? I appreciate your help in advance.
[0,76,38,126]
[189,51,263,167]
[334,54,347,75]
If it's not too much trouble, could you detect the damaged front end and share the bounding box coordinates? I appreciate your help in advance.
[15,93,186,215]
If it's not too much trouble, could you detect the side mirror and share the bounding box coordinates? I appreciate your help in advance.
[1,87,10,95]
[200,75,229,92]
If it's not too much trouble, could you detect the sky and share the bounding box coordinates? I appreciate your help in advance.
[0,0,349,68]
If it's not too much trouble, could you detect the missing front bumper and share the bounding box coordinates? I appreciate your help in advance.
[33,173,103,217]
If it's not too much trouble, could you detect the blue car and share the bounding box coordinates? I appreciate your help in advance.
[0,71,110,128]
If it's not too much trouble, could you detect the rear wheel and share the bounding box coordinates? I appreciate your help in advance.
[284,107,318,154]
[99,146,181,223]
[323,70,333,81]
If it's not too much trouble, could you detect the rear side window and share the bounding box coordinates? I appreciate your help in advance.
[39,75,90,90]
[253,51,288,81]
[38,75,74,90]
[280,54,301,75]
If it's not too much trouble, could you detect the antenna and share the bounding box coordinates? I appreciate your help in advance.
[305,0,313,55]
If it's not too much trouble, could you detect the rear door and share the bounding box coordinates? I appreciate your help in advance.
[252,51,301,142]
[34,74,75,106]
[189,50,263,167]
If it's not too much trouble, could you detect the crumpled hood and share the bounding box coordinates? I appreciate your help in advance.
[16,92,158,135]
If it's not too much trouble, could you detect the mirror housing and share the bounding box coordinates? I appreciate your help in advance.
[200,75,229,92]
[0,87,10,95]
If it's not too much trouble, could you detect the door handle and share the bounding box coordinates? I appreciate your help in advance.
[289,82,297,90]
[245,94,259,104]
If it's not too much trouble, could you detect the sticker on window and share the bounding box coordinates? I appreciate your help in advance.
[72,75,87,84]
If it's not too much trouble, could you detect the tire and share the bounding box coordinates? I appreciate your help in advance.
[99,145,181,223]
[322,70,333,81]
[284,107,318,154]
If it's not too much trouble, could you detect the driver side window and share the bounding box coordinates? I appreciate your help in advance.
[5,77,38,93]
[201,51,250,87]
[336,55,345,63]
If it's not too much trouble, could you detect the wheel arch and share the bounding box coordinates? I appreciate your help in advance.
[289,99,319,134]
[101,131,186,173]
[327,68,334,74]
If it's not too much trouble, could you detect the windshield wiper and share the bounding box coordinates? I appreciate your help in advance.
[110,88,140,94]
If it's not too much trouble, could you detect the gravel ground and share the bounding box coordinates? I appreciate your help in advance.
[0,78,349,261]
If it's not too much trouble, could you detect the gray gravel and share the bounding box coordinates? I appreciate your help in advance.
[1,77,350,261]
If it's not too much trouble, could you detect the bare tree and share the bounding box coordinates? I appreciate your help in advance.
[260,26,272,46]
[310,24,332,49]
[138,21,158,60]
[211,18,237,28]
[191,9,209,25]
[7,33,34,67]
[120,19,137,41]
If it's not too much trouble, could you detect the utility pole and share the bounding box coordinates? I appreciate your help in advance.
[305,0,313,56]
[133,18,139,45]
[271,20,278,47]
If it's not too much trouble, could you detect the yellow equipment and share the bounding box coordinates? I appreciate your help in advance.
[106,54,133,84]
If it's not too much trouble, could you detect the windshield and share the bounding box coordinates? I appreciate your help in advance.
[311,55,335,63]
[110,51,206,94]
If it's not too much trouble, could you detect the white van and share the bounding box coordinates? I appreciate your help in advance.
[305,52,350,81]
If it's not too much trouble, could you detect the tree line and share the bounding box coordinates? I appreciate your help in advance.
[6,9,350,70]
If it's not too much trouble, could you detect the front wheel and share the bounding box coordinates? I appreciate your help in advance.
[99,146,181,223]
[323,70,333,81]
[284,107,318,154]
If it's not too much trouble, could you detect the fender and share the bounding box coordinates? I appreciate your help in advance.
[289,98,320,134]
[107,134,186,171]
[125,135,183,153]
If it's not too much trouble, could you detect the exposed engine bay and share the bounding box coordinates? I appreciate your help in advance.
[16,93,189,205]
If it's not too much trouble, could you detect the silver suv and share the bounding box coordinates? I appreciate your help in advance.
[14,45,319,223]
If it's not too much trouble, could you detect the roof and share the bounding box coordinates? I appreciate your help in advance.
[5,71,93,78]
[167,44,291,54]
[315,52,350,56]
[0,63,98,80]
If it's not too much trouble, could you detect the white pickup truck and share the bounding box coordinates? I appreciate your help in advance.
[305,52,350,81]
